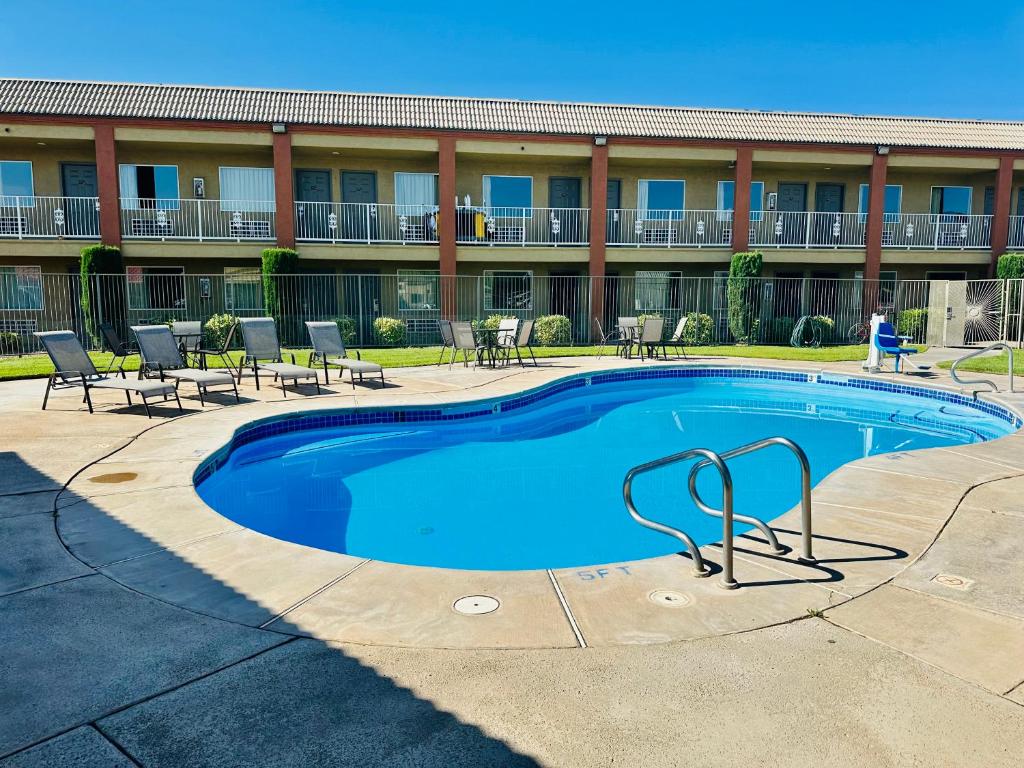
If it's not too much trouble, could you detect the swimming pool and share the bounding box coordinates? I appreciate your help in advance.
[195,368,1019,571]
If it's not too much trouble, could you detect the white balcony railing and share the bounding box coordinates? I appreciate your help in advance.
[880,213,991,250]
[295,202,439,244]
[749,211,866,249]
[1007,216,1024,249]
[456,207,589,246]
[0,196,100,239]
[607,209,732,247]
[119,198,276,242]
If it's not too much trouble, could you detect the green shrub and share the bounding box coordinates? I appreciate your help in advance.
[332,316,357,345]
[534,314,571,345]
[260,248,299,317]
[373,316,406,346]
[0,332,20,355]
[79,243,124,341]
[203,313,238,349]
[756,316,796,344]
[680,312,714,346]
[727,251,763,343]
[897,308,928,337]
[997,252,1024,280]
[479,313,515,330]
[811,315,834,344]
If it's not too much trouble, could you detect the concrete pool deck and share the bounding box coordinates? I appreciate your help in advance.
[2,354,1023,766]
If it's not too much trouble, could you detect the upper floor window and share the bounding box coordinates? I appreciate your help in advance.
[0,161,34,206]
[639,180,684,220]
[483,175,532,216]
[716,180,765,221]
[120,165,179,210]
[857,184,902,222]
[930,186,972,217]
[395,173,438,213]
[0,266,42,310]
[219,167,275,212]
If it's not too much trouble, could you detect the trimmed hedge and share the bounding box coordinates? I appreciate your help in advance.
[0,331,20,356]
[897,308,928,337]
[727,251,763,343]
[680,312,714,346]
[261,248,299,317]
[997,252,1024,280]
[373,316,406,346]
[79,243,124,341]
[534,314,571,345]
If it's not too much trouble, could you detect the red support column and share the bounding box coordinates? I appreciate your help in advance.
[273,131,295,249]
[731,148,752,253]
[990,156,1014,273]
[864,152,888,283]
[588,142,609,339]
[94,124,121,247]
[438,136,458,318]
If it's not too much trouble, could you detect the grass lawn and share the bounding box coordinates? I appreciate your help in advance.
[0,344,873,382]
[936,352,1022,375]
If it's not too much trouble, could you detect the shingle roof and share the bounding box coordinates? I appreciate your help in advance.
[2,78,1024,151]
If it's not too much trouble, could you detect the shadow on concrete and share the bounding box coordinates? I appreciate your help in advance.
[0,450,542,766]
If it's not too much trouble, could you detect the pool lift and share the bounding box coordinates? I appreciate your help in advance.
[622,437,815,590]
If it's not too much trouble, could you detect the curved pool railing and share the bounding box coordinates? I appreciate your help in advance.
[950,342,1016,394]
[624,436,814,590]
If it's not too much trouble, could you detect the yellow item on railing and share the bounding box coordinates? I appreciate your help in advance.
[474,211,485,239]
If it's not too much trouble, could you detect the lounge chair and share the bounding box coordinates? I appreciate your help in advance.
[437,319,455,366]
[237,317,321,396]
[98,322,135,373]
[637,316,666,361]
[34,330,181,418]
[667,317,689,359]
[874,321,918,373]
[132,324,239,406]
[305,321,384,389]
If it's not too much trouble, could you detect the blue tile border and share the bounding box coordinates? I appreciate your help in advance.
[193,366,1023,488]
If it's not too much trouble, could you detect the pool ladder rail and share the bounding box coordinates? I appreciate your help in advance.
[949,342,1015,394]
[622,437,815,590]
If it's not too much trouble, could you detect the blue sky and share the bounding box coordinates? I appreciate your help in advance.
[3,0,1023,119]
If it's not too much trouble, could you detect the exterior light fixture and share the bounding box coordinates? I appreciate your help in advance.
[271,123,287,134]
[876,145,890,155]
[594,136,607,146]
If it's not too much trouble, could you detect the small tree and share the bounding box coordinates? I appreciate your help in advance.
[79,244,124,343]
[727,251,763,343]
[260,248,299,318]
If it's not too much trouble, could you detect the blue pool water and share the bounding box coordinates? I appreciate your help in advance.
[195,369,1017,571]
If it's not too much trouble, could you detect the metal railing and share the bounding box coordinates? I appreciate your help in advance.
[623,436,814,590]
[606,209,732,248]
[295,202,439,244]
[750,211,866,249]
[1008,216,1024,249]
[119,198,276,242]
[0,196,100,239]
[880,213,991,250]
[455,206,589,246]
[950,342,1015,393]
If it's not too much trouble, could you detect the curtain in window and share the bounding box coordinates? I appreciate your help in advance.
[219,168,275,212]
[224,268,263,311]
[395,173,438,215]
[637,181,649,216]
[118,165,139,209]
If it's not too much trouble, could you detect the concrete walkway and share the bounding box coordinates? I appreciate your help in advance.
[1,356,1022,767]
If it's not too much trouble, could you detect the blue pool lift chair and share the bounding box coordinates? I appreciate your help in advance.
[874,321,918,373]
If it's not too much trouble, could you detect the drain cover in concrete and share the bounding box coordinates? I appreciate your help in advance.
[453,595,500,615]
[932,573,974,591]
[649,590,691,607]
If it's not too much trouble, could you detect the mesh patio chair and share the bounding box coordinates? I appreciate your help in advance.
[305,321,384,389]
[437,319,455,366]
[237,317,321,397]
[508,318,537,367]
[34,330,181,418]
[617,316,640,358]
[170,320,203,366]
[594,318,622,360]
[494,318,520,366]
[667,316,689,359]
[98,322,135,373]
[449,321,488,368]
[195,321,239,375]
[637,316,666,361]
[132,325,239,406]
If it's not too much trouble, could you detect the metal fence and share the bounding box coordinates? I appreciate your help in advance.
[4,272,1015,357]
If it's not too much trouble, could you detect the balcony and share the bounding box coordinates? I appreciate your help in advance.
[0,196,100,240]
[879,213,991,250]
[455,207,589,246]
[120,198,276,242]
[1007,216,1024,249]
[295,202,439,244]
[607,209,731,248]
[750,211,866,249]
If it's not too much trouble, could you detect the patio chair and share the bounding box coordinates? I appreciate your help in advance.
[171,320,203,365]
[594,318,621,359]
[34,330,181,418]
[617,317,640,358]
[305,321,384,389]
[507,318,537,367]
[437,319,455,366]
[98,322,135,373]
[667,316,689,359]
[494,318,520,366]
[237,317,321,396]
[637,316,667,361]
[874,321,918,373]
[449,321,489,368]
[194,321,239,375]
[132,324,239,406]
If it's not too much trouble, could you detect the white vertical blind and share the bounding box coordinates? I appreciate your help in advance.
[218,167,275,212]
[394,172,438,212]
[118,165,139,208]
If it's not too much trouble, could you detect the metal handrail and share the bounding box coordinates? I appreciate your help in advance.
[623,448,729,583]
[688,437,816,568]
[950,342,1015,393]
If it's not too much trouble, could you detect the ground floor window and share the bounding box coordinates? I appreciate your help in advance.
[127,266,186,312]
[483,270,532,311]
[879,270,898,312]
[224,267,263,311]
[925,271,968,281]
[397,269,440,311]
[634,270,680,312]
[0,266,42,310]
